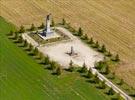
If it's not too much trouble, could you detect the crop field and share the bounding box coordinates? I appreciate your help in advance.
[0,17,110,100]
[1,0,135,88]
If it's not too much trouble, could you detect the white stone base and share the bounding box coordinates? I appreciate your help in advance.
[38,30,60,40]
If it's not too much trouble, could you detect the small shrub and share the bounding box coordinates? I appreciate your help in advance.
[92,41,99,48]
[78,27,83,36]
[50,61,57,70]
[87,37,94,44]
[116,79,124,85]
[80,63,87,73]
[81,34,88,40]
[111,54,120,62]
[106,51,112,57]
[13,32,18,40]
[62,18,66,25]
[128,90,135,97]
[87,68,93,78]
[39,22,45,29]
[17,35,23,43]
[8,30,13,36]
[100,66,109,75]
[68,60,74,72]
[105,87,115,95]
[99,44,106,53]
[107,72,115,80]
[44,56,50,65]
[27,43,33,51]
[96,81,106,89]
[19,25,25,33]
[111,93,120,100]
[23,40,28,47]
[95,61,107,70]
[56,66,62,75]
[89,73,99,84]
[30,24,36,31]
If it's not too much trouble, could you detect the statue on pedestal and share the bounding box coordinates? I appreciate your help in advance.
[42,14,53,36]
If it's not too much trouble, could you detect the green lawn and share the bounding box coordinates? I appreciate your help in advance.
[0,17,109,100]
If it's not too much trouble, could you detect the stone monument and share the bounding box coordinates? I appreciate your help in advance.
[67,46,77,56]
[42,14,53,37]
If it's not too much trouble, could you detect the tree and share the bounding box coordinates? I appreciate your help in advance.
[44,56,50,65]
[19,25,25,33]
[108,87,115,95]
[89,73,99,83]
[93,73,99,83]
[62,18,66,25]
[8,30,13,36]
[94,41,99,48]
[13,32,18,39]
[129,89,135,97]
[50,61,57,70]
[39,22,45,29]
[88,37,94,44]
[81,34,88,40]
[100,81,106,89]
[51,19,55,27]
[78,27,83,36]
[80,62,87,73]
[105,87,114,95]
[56,66,62,75]
[41,56,46,64]
[115,54,120,61]
[30,24,36,31]
[69,60,73,67]
[95,61,107,70]
[68,60,74,72]
[33,47,38,55]
[111,93,120,100]
[106,51,112,57]
[18,35,23,43]
[107,72,115,80]
[23,40,28,47]
[112,54,120,62]
[97,80,106,89]
[100,66,109,75]
[116,79,123,85]
[30,47,36,55]
[87,68,93,78]
[38,52,43,59]
[28,43,33,51]
[100,44,106,52]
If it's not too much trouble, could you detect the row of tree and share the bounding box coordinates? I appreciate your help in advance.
[17,18,59,34]
[77,27,120,62]
[8,31,62,75]
[59,19,120,62]
[67,60,121,99]
[94,60,135,98]
[8,29,123,100]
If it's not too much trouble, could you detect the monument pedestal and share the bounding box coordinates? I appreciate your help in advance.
[67,46,78,56]
[40,14,54,37]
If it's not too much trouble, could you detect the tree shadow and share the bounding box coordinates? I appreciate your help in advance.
[51,72,57,75]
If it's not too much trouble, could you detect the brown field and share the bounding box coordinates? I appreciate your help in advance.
[1,0,135,88]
